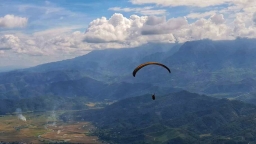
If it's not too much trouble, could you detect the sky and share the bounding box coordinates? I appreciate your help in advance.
[0,0,256,67]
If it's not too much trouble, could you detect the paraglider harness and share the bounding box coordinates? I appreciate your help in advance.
[152,93,155,100]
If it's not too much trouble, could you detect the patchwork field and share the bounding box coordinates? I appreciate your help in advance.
[0,110,102,143]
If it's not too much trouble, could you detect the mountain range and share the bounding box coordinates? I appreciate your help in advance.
[1,38,256,104]
[1,38,256,143]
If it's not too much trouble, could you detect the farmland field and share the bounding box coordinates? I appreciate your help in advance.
[0,110,102,143]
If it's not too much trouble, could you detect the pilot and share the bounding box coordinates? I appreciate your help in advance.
[152,94,155,100]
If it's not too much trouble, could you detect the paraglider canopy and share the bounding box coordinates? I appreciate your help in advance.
[132,62,171,100]
[132,62,171,77]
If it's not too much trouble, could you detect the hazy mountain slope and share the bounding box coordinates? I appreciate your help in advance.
[0,43,180,100]
[0,96,89,115]
[1,38,256,102]
[128,38,256,99]
[0,74,182,101]
[24,43,180,76]
[64,91,256,144]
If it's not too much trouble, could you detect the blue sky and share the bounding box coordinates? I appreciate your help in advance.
[0,0,225,32]
[0,0,255,67]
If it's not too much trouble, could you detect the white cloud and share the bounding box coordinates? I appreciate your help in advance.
[1,9,256,66]
[0,34,45,56]
[0,35,20,50]
[1,12,256,58]
[0,15,28,28]
[83,13,189,45]
[83,13,147,43]
[0,26,92,57]
[141,17,188,35]
[232,12,255,29]
[253,12,256,25]
[187,18,233,40]
[83,13,256,44]
[1,0,256,67]
[129,0,256,27]
[145,15,166,25]
[210,14,225,24]
[129,0,234,7]
[108,6,166,15]
[0,50,5,54]
[186,11,217,19]
[233,13,256,38]
[33,26,83,37]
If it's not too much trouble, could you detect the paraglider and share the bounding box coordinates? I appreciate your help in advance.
[132,62,171,100]
[132,62,171,77]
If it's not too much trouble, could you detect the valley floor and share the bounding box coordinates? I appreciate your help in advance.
[0,110,102,144]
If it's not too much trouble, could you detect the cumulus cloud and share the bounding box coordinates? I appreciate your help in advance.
[83,13,256,44]
[210,14,225,24]
[187,18,233,40]
[0,35,20,50]
[141,17,188,35]
[83,13,147,43]
[0,50,5,54]
[1,11,256,64]
[0,34,45,56]
[145,15,166,25]
[0,27,92,57]
[0,15,28,28]
[233,13,256,38]
[83,13,189,45]
[253,12,256,25]
[1,0,256,66]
